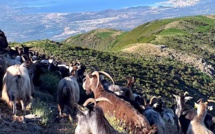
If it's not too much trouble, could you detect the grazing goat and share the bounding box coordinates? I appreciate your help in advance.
[187,99,214,134]
[83,71,157,134]
[142,96,166,134]
[1,61,34,122]
[75,97,124,134]
[57,65,80,117]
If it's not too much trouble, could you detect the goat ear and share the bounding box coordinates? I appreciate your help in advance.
[185,96,193,102]
[194,102,198,109]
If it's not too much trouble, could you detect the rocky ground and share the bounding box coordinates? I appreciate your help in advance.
[0,97,76,134]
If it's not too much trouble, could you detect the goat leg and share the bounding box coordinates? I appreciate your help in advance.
[68,104,75,120]
[12,100,16,116]
[57,103,64,116]
[20,100,26,123]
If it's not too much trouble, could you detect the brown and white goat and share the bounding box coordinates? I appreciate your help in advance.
[75,97,124,134]
[186,99,214,134]
[57,65,80,117]
[83,71,157,134]
[1,61,34,122]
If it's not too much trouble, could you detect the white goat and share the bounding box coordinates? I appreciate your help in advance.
[1,62,34,122]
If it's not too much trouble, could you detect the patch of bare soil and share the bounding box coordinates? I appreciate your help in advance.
[0,99,76,134]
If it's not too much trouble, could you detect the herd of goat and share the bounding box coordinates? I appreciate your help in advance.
[0,30,215,134]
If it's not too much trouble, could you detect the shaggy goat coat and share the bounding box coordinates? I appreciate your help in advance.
[1,63,33,108]
[57,76,80,116]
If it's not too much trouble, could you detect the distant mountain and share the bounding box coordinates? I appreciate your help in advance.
[1,0,215,42]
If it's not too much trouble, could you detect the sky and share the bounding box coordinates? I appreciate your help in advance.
[1,0,201,13]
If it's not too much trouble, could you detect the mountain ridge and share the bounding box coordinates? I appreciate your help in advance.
[2,0,215,42]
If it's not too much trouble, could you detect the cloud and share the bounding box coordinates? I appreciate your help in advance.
[158,0,200,7]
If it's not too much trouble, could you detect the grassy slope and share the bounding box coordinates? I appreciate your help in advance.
[18,40,215,105]
[65,16,215,71]
[63,29,123,51]
[64,15,215,67]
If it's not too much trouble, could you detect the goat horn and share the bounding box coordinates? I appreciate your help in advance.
[197,98,203,103]
[184,91,189,96]
[98,71,115,85]
[83,98,96,107]
[149,96,157,105]
[95,97,113,105]
[207,100,215,103]
[83,97,113,107]
[91,71,100,90]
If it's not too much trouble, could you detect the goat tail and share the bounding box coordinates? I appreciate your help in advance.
[16,75,24,90]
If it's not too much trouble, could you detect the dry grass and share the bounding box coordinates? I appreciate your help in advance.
[121,43,207,74]
[121,43,168,57]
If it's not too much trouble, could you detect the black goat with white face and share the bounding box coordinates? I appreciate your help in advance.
[75,98,123,134]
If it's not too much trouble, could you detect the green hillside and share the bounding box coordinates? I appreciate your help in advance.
[64,15,215,53]
[19,39,215,104]
[64,15,215,74]
[64,29,123,51]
